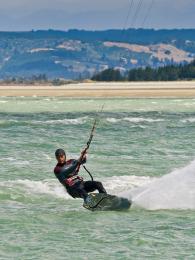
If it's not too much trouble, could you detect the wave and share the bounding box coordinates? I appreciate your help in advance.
[120,159,195,210]
[106,117,164,123]
[0,176,152,202]
[181,118,195,123]
[0,117,89,126]
[2,115,195,127]
[0,179,70,200]
[0,119,19,125]
[1,116,164,127]
[31,116,88,125]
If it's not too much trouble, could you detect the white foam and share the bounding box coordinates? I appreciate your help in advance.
[121,159,195,210]
[106,118,121,123]
[32,116,88,125]
[0,179,71,199]
[123,117,164,123]
[181,118,195,123]
[0,119,18,125]
[0,157,17,162]
[102,175,153,195]
[106,117,164,123]
[0,117,88,126]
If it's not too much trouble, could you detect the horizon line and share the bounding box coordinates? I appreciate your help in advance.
[0,27,195,33]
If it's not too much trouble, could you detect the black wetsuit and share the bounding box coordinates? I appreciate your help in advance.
[54,159,106,200]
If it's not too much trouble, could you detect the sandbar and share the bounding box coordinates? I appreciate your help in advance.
[0,81,195,98]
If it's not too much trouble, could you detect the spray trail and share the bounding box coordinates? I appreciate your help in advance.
[121,159,195,210]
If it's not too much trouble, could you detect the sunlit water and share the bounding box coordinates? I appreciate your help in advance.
[1,97,195,259]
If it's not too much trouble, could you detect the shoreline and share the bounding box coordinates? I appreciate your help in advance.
[0,81,195,98]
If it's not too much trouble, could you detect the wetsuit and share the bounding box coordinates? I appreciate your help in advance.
[54,159,106,200]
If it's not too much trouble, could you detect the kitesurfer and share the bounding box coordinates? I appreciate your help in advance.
[54,148,107,202]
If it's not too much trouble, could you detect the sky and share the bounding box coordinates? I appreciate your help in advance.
[0,0,194,31]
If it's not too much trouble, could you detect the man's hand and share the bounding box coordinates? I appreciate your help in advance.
[82,153,87,162]
[78,147,88,163]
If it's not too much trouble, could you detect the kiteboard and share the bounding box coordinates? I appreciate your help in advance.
[83,193,131,211]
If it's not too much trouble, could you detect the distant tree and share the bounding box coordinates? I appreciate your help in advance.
[92,60,195,82]
[92,68,122,81]
[31,74,47,81]
[52,78,62,86]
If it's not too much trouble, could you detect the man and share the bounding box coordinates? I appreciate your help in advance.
[54,148,107,202]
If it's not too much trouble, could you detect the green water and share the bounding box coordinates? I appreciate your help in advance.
[0,97,195,259]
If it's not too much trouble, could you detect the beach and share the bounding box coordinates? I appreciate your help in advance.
[0,81,195,97]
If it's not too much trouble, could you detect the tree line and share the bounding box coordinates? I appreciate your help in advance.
[91,60,195,81]
[0,74,74,86]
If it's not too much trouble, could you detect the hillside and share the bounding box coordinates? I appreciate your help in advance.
[0,29,195,79]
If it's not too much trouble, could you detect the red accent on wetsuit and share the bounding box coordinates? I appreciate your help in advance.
[54,159,84,187]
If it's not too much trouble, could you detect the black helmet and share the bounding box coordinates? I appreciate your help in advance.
[55,148,66,157]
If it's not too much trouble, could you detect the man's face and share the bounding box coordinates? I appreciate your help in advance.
[56,154,66,164]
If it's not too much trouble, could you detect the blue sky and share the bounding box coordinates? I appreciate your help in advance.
[0,0,194,31]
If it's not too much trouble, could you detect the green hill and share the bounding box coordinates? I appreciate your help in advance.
[0,29,195,79]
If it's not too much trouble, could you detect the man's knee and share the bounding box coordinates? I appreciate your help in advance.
[95,181,106,193]
[96,181,103,187]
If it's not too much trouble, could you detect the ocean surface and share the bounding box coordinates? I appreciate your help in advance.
[0,97,195,259]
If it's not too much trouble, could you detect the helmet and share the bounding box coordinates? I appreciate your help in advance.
[55,148,66,157]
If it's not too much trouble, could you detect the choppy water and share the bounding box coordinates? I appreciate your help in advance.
[1,97,195,259]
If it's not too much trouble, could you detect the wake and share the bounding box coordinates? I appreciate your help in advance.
[0,176,151,201]
[1,160,195,210]
[0,179,71,200]
[121,159,195,210]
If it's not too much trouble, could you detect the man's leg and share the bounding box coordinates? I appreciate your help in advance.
[84,181,107,194]
[67,182,88,200]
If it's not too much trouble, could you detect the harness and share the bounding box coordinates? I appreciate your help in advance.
[65,175,83,186]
